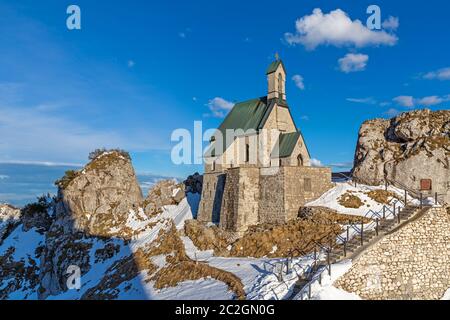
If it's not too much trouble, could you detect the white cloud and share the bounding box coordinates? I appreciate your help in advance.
[329,162,353,169]
[393,95,414,107]
[178,32,186,38]
[382,16,399,31]
[284,8,398,50]
[346,97,376,104]
[206,97,234,118]
[127,60,135,68]
[384,108,401,117]
[338,53,369,73]
[310,158,323,167]
[0,174,9,180]
[417,96,444,106]
[292,74,305,90]
[393,94,450,107]
[300,115,309,121]
[423,67,450,81]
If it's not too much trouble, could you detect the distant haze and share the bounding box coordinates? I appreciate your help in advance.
[0,163,177,207]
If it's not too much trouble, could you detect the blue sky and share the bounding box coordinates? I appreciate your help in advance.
[0,0,449,178]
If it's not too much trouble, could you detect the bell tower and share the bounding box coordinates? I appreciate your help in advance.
[266,55,286,101]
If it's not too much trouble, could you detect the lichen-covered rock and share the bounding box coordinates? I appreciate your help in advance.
[39,150,143,299]
[54,150,143,237]
[353,109,450,204]
[143,180,184,215]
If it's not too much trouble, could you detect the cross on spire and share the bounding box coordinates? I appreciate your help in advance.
[275,52,280,61]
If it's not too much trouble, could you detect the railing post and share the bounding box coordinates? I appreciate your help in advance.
[360,222,364,245]
[343,240,347,257]
[308,283,311,299]
[383,206,386,219]
[404,190,407,206]
[327,250,331,276]
[346,225,350,241]
[376,218,379,236]
[435,192,438,205]
[397,207,401,224]
[420,193,423,209]
[286,258,289,274]
[393,202,397,216]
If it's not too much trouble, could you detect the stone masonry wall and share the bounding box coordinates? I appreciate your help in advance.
[198,172,225,224]
[335,207,450,300]
[219,168,260,234]
[259,167,285,224]
[284,166,333,220]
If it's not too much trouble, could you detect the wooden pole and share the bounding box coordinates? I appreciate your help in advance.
[376,218,379,236]
[404,190,407,206]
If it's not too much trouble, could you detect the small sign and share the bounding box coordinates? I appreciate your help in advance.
[420,179,432,191]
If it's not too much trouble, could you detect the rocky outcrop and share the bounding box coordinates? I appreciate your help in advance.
[54,150,143,237]
[353,109,450,203]
[143,180,184,216]
[39,150,144,298]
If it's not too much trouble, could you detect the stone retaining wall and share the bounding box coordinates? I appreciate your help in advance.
[335,207,450,300]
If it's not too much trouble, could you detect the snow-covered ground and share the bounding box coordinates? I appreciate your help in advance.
[3,183,448,300]
[293,260,361,300]
[306,182,408,217]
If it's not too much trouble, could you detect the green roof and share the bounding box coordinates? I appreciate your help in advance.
[205,97,271,157]
[271,132,300,158]
[266,60,286,75]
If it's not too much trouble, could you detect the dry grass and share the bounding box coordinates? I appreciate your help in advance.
[304,206,371,224]
[229,220,341,258]
[184,220,235,255]
[338,192,364,208]
[366,190,398,204]
[152,260,246,300]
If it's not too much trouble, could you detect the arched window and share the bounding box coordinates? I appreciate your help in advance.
[278,73,283,94]
[297,154,304,166]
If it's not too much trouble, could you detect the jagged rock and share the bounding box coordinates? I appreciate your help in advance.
[0,204,21,244]
[54,150,143,236]
[353,109,450,204]
[39,150,143,299]
[184,172,203,194]
[143,180,184,215]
